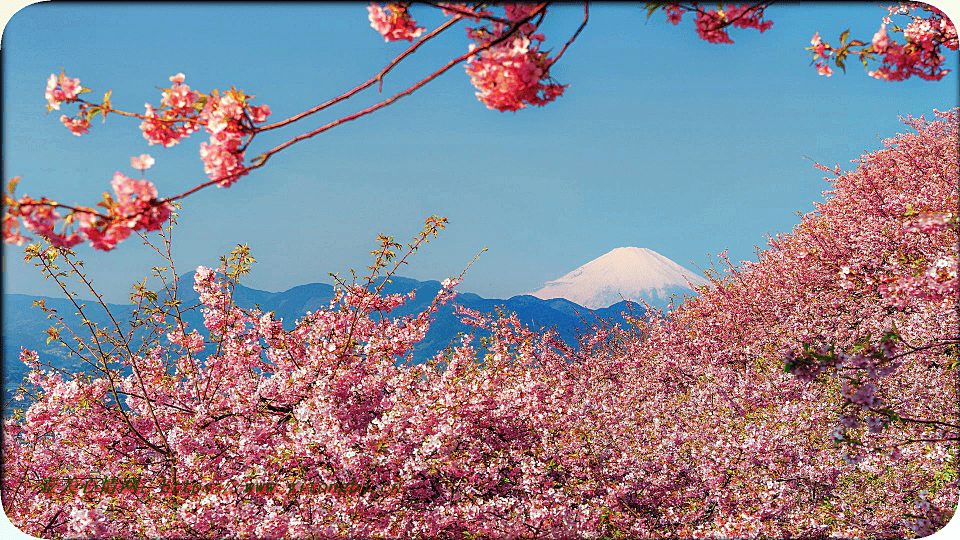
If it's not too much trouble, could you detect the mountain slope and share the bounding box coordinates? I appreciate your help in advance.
[529,247,709,309]
[3,276,645,407]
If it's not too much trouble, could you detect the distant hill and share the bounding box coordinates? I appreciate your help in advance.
[2,275,647,410]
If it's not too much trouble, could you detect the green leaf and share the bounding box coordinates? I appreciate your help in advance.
[861,55,869,69]
[840,29,850,45]
[8,176,20,195]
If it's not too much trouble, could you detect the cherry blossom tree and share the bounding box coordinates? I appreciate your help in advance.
[3,109,957,537]
[2,3,958,538]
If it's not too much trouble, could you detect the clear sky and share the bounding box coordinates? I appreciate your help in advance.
[1,6,960,539]
[2,2,959,305]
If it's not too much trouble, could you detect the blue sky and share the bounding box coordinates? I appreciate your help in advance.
[2,2,959,305]
[1,3,959,539]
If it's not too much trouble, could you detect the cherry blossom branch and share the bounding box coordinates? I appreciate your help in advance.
[245,4,547,171]
[256,13,465,132]
[27,245,172,458]
[6,3,579,253]
[415,2,512,25]
[547,2,589,69]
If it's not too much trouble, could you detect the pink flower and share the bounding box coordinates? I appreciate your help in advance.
[503,3,539,22]
[665,5,685,25]
[465,34,567,112]
[694,10,733,44]
[130,154,155,171]
[816,61,834,77]
[140,103,188,147]
[44,75,61,110]
[107,172,172,232]
[248,104,271,123]
[810,31,829,58]
[872,24,890,52]
[2,214,29,246]
[199,131,246,186]
[45,72,82,110]
[368,3,426,42]
[59,115,90,136]
[865,415,885,433]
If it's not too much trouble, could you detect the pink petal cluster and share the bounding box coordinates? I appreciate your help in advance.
[872,24,890,52]
[665,4,686,25]
[59,115,90,136]
[866,5,957,81]
[1,211,28,246]
[691,4,772,45]
[78,173,173,251]
[139,74,203,147]
[167,326,206,355]
[465,35,566,112]
[130,154,155,171]
[464,7,566,112]
[44,72,82,110]
[9,195,82,249]
[367,3,425,42]
[4,169,174,251]
[109,172,170,231]
[197,92,271,187]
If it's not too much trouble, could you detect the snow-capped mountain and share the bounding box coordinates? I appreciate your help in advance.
[529,247,710,309]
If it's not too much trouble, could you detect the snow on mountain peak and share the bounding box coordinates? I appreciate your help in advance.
[529,247,710,309]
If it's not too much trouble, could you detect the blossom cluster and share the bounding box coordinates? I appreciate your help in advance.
[810,31,834,77]
[4,71,275,253]
[657,4,773,44]
[44,72,83,111]
[139,73,204,148]
[3,157,172,251]
[462,5,567,112]
[809,3,959,81]
[139,73,271,186]
[367,3,425,42]
[46,72,90,135]
[868,5,959,81]
[198,89,271,187]
[784,338,903,464]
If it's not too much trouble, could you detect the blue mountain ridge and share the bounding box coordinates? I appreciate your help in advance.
[2,273,646,408]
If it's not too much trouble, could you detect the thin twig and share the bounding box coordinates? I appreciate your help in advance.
[256,14,464,132]
[548,2,589,69]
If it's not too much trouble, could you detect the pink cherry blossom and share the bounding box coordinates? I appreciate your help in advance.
[59,115,90,136]
[367,3,425,42]
[130,154,155,171]
[872,24,890,52]
[45,72,82,110]
[465,34,566,112]
[665,5,686,25]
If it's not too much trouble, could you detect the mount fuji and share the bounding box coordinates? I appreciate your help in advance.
[529,247,710,310]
